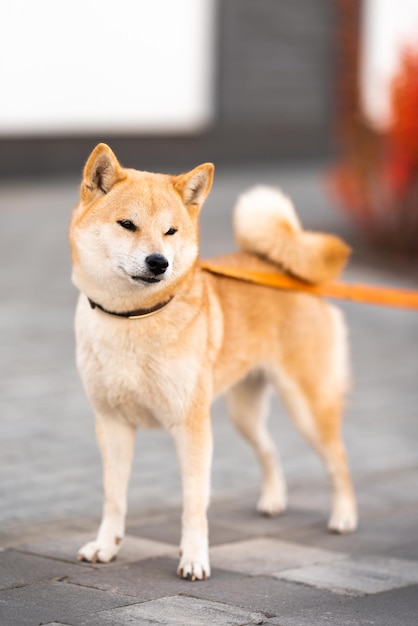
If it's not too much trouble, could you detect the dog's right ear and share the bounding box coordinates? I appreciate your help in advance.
[174,163,214,211]
[81,144,126,201]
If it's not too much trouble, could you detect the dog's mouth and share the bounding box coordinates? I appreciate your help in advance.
[130,275,162,284]
[116,265,166,285]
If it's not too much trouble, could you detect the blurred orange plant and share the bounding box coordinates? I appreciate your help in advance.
[328,46,418,255]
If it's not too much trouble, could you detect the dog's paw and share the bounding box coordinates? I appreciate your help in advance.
[177,554,211,581]
[257,489,287,517]
[328,503,358,534]
[77,537,122,563]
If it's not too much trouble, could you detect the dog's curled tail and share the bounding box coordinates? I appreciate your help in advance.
[233,186,351,284]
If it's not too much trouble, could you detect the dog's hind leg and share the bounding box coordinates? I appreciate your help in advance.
[77,412,136,563]
[274,367,357,534]
[226,372,287,516]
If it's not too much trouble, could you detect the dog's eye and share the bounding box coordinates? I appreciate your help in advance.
[165,228,177,236]
[117,220,137,232]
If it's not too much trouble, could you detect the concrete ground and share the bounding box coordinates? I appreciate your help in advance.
[1,160,418,625]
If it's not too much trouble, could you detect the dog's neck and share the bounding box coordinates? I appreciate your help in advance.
[87,295,174,320]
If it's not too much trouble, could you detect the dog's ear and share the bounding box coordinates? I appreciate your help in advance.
[81,144,126,201]
[174,163,214,209]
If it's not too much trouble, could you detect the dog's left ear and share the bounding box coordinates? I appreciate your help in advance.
[81,143,126,201]
[174,163,214,209]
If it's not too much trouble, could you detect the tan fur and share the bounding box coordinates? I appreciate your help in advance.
[234,185,351,283]
[70,144,357,581]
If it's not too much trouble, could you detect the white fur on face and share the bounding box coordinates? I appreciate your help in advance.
[110,232,175,284]
[73,210,198,294]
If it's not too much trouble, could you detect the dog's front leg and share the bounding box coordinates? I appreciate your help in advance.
[78,412,136,563]
[171,412,213,581]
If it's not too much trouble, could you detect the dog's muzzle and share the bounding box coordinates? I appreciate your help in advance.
[146,254,169,276]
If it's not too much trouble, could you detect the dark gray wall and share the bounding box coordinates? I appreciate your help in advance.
[218,0,335,132]
[0,0,337,178]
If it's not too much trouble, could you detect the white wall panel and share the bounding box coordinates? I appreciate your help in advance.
[360,0,418,130]
[0,0,216,135]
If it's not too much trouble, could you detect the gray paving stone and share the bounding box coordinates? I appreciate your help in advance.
[204,494,327,538]
[67,555,244,599]
[15,532,177,566]
[185,575,354,620]
[338,584,418,626]
[278,503,418,558]
[276,555,418,596]
[126,512,182,545]
[210,538,346,576]
[0,518,96,550]
[67,595,266,626]
[0,549,87,590]
[345,465,418,514]
[0,581,133,626]
[189,576,418,626]
[128,510,254,546]
[266,584,418,626]
[383,540,418,561]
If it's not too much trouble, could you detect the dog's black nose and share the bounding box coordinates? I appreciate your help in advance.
[146,254,169,276]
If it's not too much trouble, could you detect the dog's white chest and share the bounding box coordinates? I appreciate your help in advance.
[76,310,200,429]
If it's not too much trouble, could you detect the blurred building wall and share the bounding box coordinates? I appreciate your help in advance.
[0,0,338,177]
[360,0,418,131]
[0,0,215,136]
[218,0,334,139]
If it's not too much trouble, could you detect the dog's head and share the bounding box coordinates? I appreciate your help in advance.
[70,144,214,307]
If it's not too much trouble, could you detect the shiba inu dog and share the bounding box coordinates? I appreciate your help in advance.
[70,143,357,580]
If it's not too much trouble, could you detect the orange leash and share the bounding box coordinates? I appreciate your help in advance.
[200,261,418,310]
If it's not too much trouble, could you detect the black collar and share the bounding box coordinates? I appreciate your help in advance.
[88,295,174,320]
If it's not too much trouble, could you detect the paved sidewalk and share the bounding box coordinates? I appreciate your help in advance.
[1,161,418,625]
